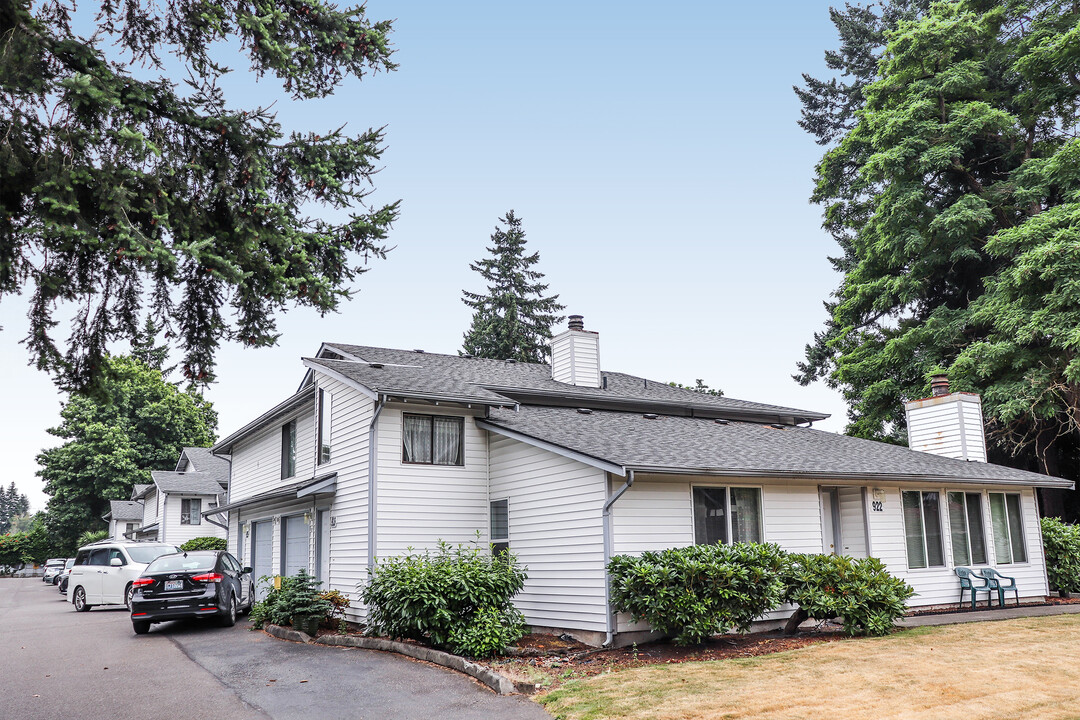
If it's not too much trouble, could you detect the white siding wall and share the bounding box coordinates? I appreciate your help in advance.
[869,485,1048,605]
[375,405,489,557]
[310,375,373,620]
[549,330,601,387]
[905,395,987,462]
[143,490,157,524]
[160,495,227,546]
[489,436,608,633]
[228,400,316,504]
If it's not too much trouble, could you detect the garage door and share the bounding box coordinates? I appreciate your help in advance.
[252,521,273,600]
[282,515,310,577]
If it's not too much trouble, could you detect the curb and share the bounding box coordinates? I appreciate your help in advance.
[263,625,527,695]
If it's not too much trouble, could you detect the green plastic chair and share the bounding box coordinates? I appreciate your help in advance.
[979,568,1019,607]
[955,567,993,609]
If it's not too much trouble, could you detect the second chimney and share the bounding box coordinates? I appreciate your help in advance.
[904,375,987,462]
[550,315,601,388]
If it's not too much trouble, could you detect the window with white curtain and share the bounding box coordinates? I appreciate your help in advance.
[692,486,762,545]
[402,414,464,466]
[988,492,1027,564]
[948,491,987,566]
[902,490,944,569]
[180,498,201,525]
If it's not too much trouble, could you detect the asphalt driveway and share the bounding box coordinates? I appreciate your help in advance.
[0,578,550,720]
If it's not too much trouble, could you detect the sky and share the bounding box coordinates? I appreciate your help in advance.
[1,1,853,513]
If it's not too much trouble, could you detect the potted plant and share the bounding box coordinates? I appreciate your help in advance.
[287,569,330,636]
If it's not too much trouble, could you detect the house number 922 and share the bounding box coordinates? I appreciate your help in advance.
[871,501,883,512]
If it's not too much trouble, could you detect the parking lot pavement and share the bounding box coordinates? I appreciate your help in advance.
[0,579,552,720]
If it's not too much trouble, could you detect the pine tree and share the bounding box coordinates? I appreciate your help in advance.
[0,483,30,534]
[461,211,565,363]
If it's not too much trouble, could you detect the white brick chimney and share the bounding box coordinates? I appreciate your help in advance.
[903,374,986,462]
[550,315,601,388]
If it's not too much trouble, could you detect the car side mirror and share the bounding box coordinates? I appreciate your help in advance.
[110,557,123,567]
[242,567,253,575]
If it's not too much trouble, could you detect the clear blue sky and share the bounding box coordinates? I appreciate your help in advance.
[1,1,851,512]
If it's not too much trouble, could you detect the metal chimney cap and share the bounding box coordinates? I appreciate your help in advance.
[930,373,951,397]
[567,315,585,331]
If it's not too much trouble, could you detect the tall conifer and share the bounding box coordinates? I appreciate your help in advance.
[461,211,565,363]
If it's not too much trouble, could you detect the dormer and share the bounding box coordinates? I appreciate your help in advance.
[904,374,987,462]
[550,315,602,388]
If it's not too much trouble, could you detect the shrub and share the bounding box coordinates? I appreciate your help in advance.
[1041,517,1080,594]
[248,570,330,628]
[607,543,788,645]
[179,536,228,552]
[77,529,109,547]
[320,589,351,623]
[360,540,527,657]
[782,553,914,636]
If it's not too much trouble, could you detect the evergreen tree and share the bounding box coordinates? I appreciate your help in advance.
[37,355,216,551]
[0,483,30,534]
[1,0,399,394]
[461,211,565,363]
[796,1,1080,514]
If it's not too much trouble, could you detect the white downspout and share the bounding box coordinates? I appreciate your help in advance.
[602,469,634,647]
[367,397,387,571]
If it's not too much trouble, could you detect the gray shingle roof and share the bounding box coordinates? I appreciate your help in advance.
[105,500,144,521]
[151,471,226,496]
[481,406,1073,488]
[318,344,827,423]
[131,484,151,500]
[179,447,230,488]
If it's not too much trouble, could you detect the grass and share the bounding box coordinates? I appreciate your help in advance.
[538,615,1080,719]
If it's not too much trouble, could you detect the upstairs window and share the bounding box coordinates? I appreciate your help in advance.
[281,419,297,479]
[902,490,944,569]
[317,389,333,465]
[692,486,762,545]
[181,498,202,525]
[402,414,464,466]
[948,491,987,566]
[988,492,1027,564]
[490,499,509,557]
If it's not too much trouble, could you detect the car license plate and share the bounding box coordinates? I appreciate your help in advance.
[165,580,183,591]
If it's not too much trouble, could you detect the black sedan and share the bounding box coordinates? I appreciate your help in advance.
[129,550,255,634]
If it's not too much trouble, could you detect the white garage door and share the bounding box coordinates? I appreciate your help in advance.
[282,515,310,577]
[252,520,273,600]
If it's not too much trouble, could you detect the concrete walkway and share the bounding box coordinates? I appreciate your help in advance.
[898,601,1080,628]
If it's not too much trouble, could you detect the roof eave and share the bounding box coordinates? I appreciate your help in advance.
[212,388,314,455]
[476,419,626,476]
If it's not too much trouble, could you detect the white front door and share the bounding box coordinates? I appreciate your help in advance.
[252,521,273,599]
[282,515,310,577]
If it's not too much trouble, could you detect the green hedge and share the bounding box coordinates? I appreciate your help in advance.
[360,540,527,658]
[608,544,914,644]
[608,543,788,645]
[782,553,914,636]
[179,536,228,552]
[1041,517,1080,594]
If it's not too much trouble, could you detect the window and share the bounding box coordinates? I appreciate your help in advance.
[692,486,762,545]
[125,522,137,536]
[948,492,987,566]
[88,549,110,566]
[317,389,333,465]
[490,499,509,557]
[402,414,465,466]
[988,492,1027,564]
[902,491,945,569]
[181,498,202,525]
[281,419,297,479]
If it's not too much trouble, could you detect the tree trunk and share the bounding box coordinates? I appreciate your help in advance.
[784,608,809,636]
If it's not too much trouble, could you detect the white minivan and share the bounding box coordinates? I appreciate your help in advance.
[68,541,178,612]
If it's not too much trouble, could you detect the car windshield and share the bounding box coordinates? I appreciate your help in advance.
[145,554,217,573]
[127,545,179,564]
[64,559,74,569]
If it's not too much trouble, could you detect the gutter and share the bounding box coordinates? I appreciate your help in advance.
[602,469,634,647]
[367,396,387,571]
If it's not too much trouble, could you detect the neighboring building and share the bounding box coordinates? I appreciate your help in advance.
[103,501,143,540]
[210,316,1073,645]
[129,447,229,545]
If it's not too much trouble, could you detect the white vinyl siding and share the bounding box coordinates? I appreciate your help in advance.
[905,394,987,462]
[163,495,226,547]
[489,435,608,632]
[229,401,316,504]
[550,331,601,387]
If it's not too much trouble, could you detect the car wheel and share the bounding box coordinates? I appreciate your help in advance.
[124,583,134,611]
[132,620,151,635]
[73,587,91,612]
[219,592,237,628]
